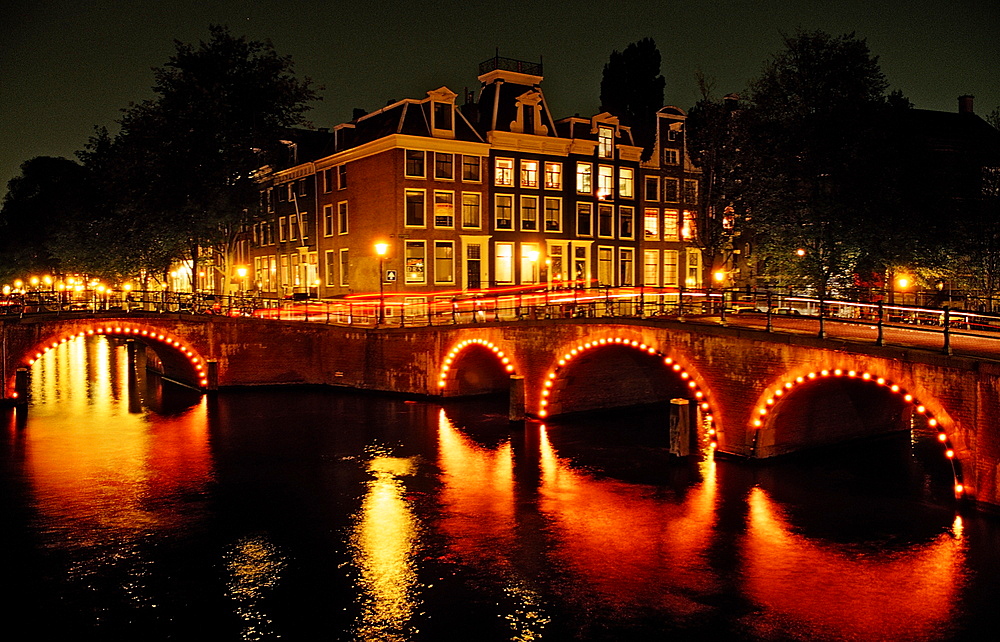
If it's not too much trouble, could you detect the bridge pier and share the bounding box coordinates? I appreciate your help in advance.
[13,367,28,405]
[509,375,525,422]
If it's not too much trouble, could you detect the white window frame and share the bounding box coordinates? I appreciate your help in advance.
[434,240,455,284]
[495,157,514,187]
[405,240,427,284]
[495,194,514,230]
[338,201,349,235]
[461,192,481,229]
[544,162,562,189]
[520,195,539,232]
[434,190,455,229]
[544,197,562,232]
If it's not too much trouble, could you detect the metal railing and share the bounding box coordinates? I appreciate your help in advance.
[6,286,1000,359]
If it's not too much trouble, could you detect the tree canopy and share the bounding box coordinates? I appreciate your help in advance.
[1,25,319,287]
[599,38,665,158]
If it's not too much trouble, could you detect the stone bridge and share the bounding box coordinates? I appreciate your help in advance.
[3,312,1000,509]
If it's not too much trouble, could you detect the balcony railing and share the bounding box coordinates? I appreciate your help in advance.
[478,55,543,77]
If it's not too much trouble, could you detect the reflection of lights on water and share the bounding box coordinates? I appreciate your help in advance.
[351,455,419,642]
[225,535,286,641]
[744,486,966,640]
[504,581,551,641]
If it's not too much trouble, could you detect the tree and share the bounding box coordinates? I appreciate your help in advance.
[687,76,750,285]
[740,30,908,296]
[0,156,89,282]
[599,38,665,158]
[80,25,319,290]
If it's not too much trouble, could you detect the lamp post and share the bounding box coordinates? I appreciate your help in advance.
[236,266,248,295]
[375,242,389,326]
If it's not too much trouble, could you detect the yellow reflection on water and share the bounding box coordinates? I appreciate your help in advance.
[742,486,966,640]
[351,454,419,642]
[24,335,212,594]
[225,535,286,641]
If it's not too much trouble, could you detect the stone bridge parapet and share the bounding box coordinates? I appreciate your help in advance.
[4,313,1000,509]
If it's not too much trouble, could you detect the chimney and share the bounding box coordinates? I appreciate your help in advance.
[959,95,974,114]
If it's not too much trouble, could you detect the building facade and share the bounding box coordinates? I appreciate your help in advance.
[248,56,704,300]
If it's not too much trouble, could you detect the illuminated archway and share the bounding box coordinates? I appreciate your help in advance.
[20,324,209,392]
[750,368,964,498]
[537,336,719,450]
[437,337,516,396]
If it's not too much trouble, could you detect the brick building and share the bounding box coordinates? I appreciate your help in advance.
[247,56,703,300]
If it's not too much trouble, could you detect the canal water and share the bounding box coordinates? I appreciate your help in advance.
[2,335,998,640]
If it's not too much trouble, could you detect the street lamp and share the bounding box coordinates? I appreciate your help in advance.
[374,242,389,326]
[236,266,248,295]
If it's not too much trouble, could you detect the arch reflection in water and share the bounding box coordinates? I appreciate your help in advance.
[742,486,966,640]
[436,409,550,640]
[538,424,720,623]
[350,453,420,642]
[20,334,212,625]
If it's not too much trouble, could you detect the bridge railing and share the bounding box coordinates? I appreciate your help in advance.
[6,287,1000,358]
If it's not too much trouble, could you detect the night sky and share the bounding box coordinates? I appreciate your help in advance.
[2,0,997,199]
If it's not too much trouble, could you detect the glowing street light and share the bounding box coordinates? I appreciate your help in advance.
[795,248,806,257]
[235,266,248,294]
[375,242,389,326]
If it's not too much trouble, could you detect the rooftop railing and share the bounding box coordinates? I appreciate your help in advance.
[478,55,543,77]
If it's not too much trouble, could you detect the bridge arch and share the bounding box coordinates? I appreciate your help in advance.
[749,367,964,498]
[534,334,719,449]
[437,337,517,397]
[15,323,209,395]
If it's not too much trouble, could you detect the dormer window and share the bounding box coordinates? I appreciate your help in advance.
[598,126,614,158]
[433,102,453,131]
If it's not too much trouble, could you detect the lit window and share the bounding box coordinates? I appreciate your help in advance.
[521,159,539,188]
[495,158,514,186]
[544,162,562,189]
[405,189,425,227]
[663,250,679,286]
[682,210,697,240]
[434,191,454,228]
[495,194,513,230]
[521,243,541,284]
[663,209,679,240]
[619,167,634,198]
[521,196,538,231]
[544,197,561,232]
[496,242,514,283]
[597,166,614,198]
[644,208,659,239]
[576,162,592,194]
[644,250,659,286]
[405,150,425,177]
[461,192,481,229]
[598,126,614,158]
[573,246,588,283]
[576,202,592,236]
[405,241,426,284]
[434,241,454,283]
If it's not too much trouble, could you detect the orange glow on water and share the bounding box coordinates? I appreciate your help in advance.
[537,427,719,617]
[743,487,965,640]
